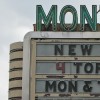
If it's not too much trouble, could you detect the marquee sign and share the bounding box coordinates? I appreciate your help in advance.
[22,2,100,100]
[22,32,100,100]
[36,5,97,31]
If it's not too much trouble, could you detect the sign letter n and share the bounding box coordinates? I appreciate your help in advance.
[80,5,97,31]
[36,5,57,31]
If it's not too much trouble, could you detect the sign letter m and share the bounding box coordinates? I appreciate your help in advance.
[36,5,57,31]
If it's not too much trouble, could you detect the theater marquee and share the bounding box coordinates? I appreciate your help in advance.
[22,32,100,100]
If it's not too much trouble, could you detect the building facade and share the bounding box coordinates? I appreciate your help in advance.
[9,32,100,100]
[9,42,23,100]
[8,23,100,100]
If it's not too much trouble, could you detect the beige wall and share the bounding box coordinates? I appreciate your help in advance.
[9,42,23,100]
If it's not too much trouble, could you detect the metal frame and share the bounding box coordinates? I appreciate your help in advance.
[22,31,100,100]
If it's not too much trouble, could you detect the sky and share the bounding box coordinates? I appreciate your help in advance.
[1,0,100,100]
